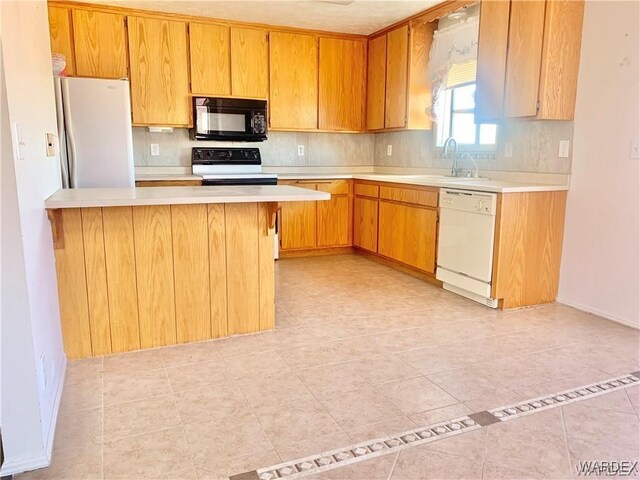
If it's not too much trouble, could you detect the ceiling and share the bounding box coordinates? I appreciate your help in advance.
[69,0,443,35]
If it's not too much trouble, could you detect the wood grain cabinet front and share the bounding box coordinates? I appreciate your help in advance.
[127,16,190,126]
[189,23,231,96]
[230,27,269,99]
[269,32,318,130]
[48,6,76,76]
[73,10,128,78]
[476,0,585,121]
[318,37,366,131]
[353,196,379,253]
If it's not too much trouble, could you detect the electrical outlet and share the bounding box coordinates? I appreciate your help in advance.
[297,145,305,156]
[558,140,570,158]
[504,142,513,158]
[387,144,392,156]
[150,143,160,156]
[631,139,639,160]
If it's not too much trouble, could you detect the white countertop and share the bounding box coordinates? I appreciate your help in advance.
[45,186,330,209]
[136,174,202,181]
[278,173,569,193]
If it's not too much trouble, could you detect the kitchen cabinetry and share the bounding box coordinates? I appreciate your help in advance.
[269,32,318,130]
[476,0,585,121]
[230,27,269,99]
[73,10,128,78]
[189,23,231,96]
[319,38,366,131]
[353,183,379,253]
[353,181,439,275]
[367,21,435,131]
[48,6,75,75]
[127,16,190,126]
[278,180,353,253]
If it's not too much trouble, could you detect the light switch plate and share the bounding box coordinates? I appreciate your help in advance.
[13,122,25,160]
[504,142,513,158]
[558,140,570,158]
[387,144,392,156]
[297,145,304,156]
[46,133,58,157]
[150,143,160,156]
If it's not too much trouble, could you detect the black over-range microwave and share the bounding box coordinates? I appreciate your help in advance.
[191,97,268,142]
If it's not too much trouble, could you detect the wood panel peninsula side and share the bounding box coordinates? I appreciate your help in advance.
[45,185,329,359]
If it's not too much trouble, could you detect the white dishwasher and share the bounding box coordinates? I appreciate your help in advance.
[436,188,499,308]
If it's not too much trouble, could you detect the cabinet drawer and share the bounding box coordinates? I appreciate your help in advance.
[354,183,379,198]
[315,180,350,195]
[379,186,438,207]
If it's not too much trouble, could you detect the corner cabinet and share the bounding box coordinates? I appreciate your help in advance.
[278,180,353,254]
[475,0,585,122]
[127,16,191,126]
[353,181,439,275]
[367,21,435,131]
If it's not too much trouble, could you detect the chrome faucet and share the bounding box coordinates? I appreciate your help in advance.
[443,137,459,176]
[460,152,479,178]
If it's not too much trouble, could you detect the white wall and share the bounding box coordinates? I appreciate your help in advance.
[0,0,66,474]
[558,0,640,328]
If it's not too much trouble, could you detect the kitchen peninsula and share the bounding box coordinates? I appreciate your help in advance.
[45,185,329,359]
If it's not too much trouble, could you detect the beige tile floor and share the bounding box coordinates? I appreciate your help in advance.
[16,254,640,480]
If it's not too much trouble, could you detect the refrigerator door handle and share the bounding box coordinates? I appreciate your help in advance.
[61,80,78,188]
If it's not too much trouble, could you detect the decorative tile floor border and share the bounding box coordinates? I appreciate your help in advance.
[237,371,640,480]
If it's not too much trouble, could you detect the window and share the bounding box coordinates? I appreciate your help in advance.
[435,83,497,148]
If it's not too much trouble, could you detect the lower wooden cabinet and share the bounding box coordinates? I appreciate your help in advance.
[353,196,378,252]
[278,180,352,253]
[378,200,438,273]
[280,201,317,250]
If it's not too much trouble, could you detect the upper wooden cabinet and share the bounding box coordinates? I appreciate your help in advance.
[230,27,269,99]
[127,16,190,126]
[475,0,511,122]
[48,6,76,75]
[73,10,127,79]
[367,21,435,132]
[366,35,387,131]
[189,23,231,96]
[384,25,409,129]
[476,0,585,121]
[318,38,366,131]
[269,32,318,130]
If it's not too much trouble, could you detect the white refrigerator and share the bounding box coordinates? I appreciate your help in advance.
[54,77,135,188]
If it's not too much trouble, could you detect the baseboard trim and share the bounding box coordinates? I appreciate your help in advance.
[0,356,67,476]
[354,248,442,287]
[557,297,639,330]
[278,246,354,259]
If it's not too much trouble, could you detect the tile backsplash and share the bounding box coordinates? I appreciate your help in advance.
[133,120,573,175]
[132,128,375,167]
[373,120,574,174]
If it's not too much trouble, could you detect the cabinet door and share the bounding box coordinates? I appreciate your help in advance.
[503,1,547,118]
[280,201,317,250]
[231,27,269,98]
[128,16,190,126]
[73,10,128,79]
[475,0,511,122]
[269,32,318,130]
[317,196,350,247]
[48,6,75,75]
[385,25,409,128]
[378,201,437,272]
[366,35,387,130]
[354,196,378,252]
[319,38,366,131]
[189,23,231,96]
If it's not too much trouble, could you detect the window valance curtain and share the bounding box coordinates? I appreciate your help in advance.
[427,16,479,122]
